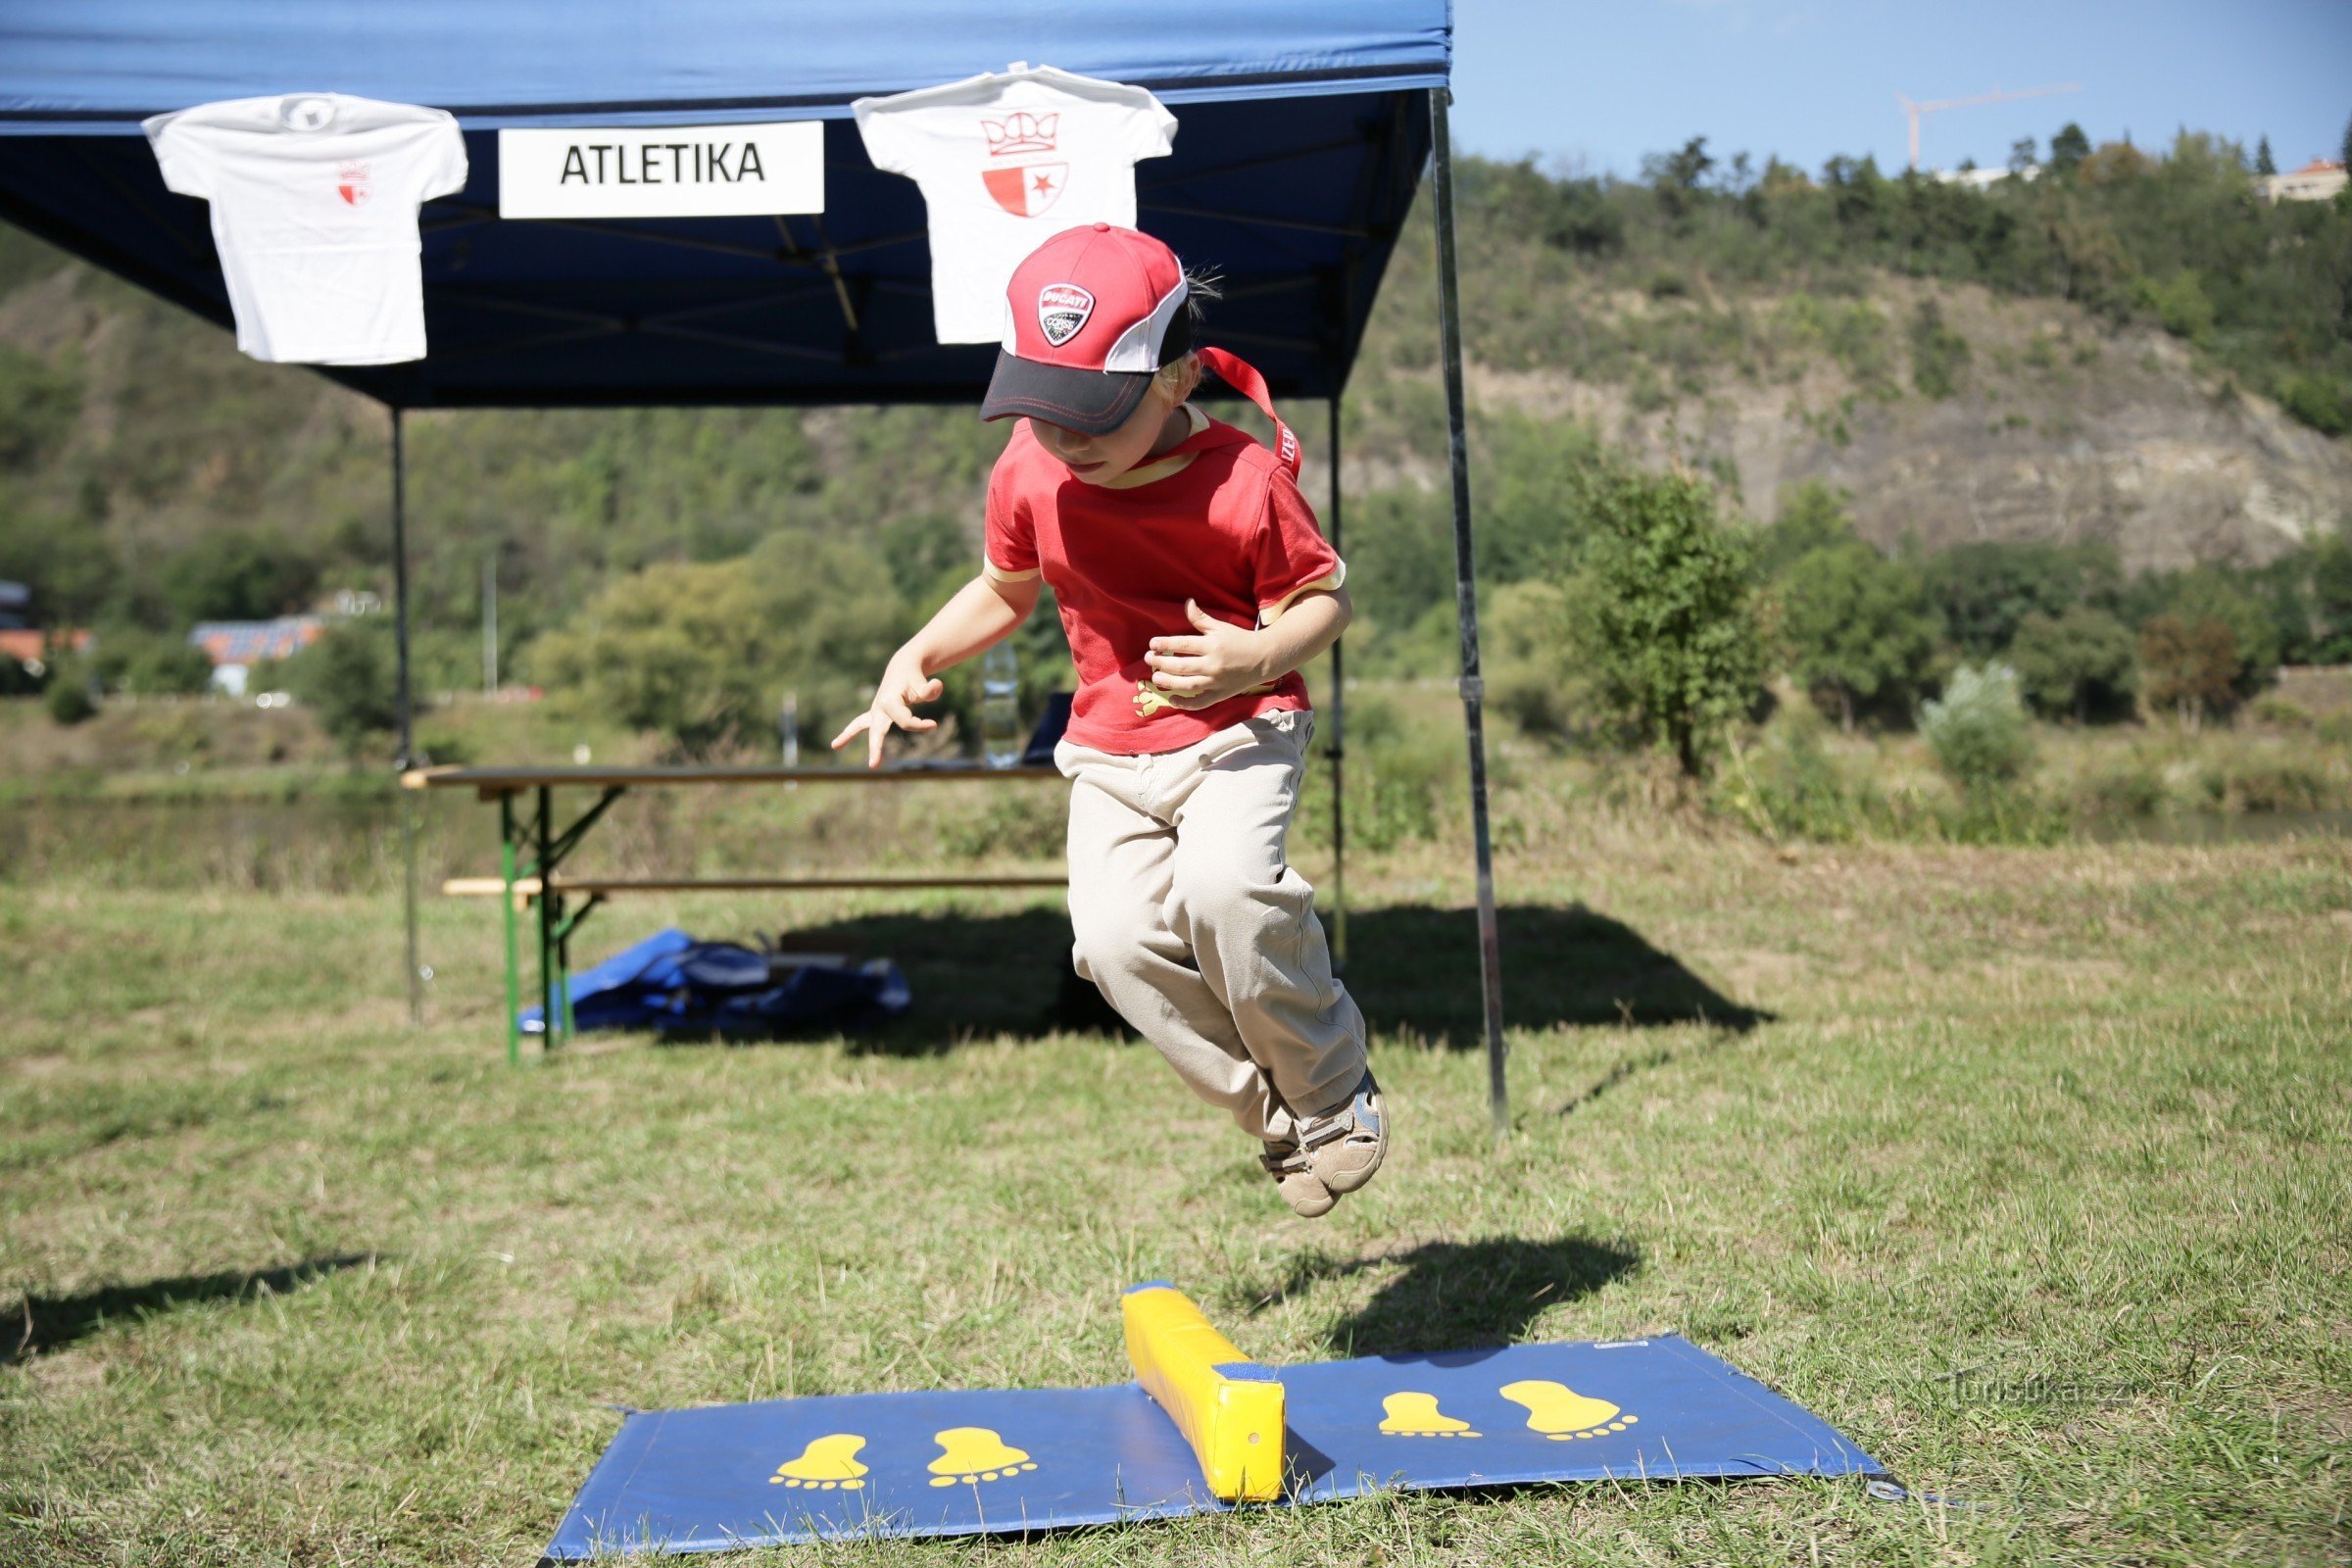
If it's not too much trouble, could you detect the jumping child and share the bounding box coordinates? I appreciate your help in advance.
[832,223,1384,1217]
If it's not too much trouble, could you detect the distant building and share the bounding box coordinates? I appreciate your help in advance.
[2256,158,2347,204]
[189,616,324,697]
[0,625,88,679]
[1933,165,2037,190]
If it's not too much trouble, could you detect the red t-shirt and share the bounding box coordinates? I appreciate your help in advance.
[986,413,1344,755]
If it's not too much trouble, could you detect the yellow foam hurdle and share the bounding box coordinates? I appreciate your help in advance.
[1120,1282,1285,1502]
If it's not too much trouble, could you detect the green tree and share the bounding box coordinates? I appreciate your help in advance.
[2312,533,2352,662]
[2047,122,2092,176]
[0,344,78,470]
[159,532,319,623]
[529,528,906,757]
[1923,540,2118,660]
[283,619,402,756]
[91,625,214,695]
[1646,136,1715,220]
[2254,136,2276,177]
[1758,480,1855,576]
[2165,567,2280,699]
[1572,466,1763,778]
[1778,540,1938,731]
[2008,607,2138,722]
[0,505,119,623]
[1920,663,2034,792]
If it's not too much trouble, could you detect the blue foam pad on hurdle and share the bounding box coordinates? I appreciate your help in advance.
[546,1335,1881,1556]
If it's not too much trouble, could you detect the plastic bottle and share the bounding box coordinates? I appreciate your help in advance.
[981,641,1022,767]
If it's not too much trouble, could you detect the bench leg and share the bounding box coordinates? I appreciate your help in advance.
[537,785,558,1051]
[501,795,520,1066]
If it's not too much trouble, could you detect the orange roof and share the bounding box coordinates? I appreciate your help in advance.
[2286,159,2345,177]
[0,627,89,662]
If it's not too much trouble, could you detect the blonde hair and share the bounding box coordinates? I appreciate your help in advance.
[1153,265,1223,392]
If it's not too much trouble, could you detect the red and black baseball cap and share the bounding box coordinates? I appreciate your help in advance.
[980,222,1192,435]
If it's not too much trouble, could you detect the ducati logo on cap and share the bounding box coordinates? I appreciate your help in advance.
[1037,283,1094,348]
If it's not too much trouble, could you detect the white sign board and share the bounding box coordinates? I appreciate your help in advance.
[498,122,823,219]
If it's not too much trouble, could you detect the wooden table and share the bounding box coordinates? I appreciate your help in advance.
[402,762,1065,1061]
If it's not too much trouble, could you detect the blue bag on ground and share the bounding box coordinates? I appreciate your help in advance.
[519,928,910,1039]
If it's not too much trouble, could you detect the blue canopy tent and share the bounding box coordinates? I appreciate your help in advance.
[0,1,1512,1127]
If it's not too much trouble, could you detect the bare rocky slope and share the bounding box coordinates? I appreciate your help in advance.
[1429,278,2352,573]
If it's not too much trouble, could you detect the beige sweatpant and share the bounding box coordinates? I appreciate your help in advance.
[1056,708,1367,1145]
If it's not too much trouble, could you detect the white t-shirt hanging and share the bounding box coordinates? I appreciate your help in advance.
[854,64,1177,345]
[143,93,467,366]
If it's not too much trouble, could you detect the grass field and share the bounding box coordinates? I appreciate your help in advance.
[3,817,2349,1566]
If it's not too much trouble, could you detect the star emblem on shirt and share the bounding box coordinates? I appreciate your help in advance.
[1032,172,1057,196]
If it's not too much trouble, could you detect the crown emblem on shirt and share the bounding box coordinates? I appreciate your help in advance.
[982,112,1058,157]
[334,161,372,208]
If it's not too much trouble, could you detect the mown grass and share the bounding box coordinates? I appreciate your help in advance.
[3,815,2349,1566]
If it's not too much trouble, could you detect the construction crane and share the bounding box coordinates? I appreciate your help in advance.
[1896,82,2082,171]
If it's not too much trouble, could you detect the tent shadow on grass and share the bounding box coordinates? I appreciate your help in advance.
[1245,1236,1642,1357]
[3,1254,376,1365]
[725,902,1767,1054]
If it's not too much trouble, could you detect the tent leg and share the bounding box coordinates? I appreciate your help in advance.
[391,408,422,1030]
[1430,86,1509,1140]
[1326,395,1348,972]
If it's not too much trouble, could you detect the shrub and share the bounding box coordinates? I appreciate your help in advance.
[2277,372,2351,438]
[1908,298,1971,399]
[282,619,401,757]
[2247,695,2314,731]
[1716,716,1864,843]
[2139,614,2240,726]
[1485,578,1589,740]
[91,626,215,696]
[44,666,97,725]
[1920,663,2034,791]
[2079,760,2167,818]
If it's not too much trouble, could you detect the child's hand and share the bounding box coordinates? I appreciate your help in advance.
[1145,600,1271,711]
[830,654,942,768]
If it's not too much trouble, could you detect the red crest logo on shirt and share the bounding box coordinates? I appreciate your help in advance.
[335,162,372,208]
[983,162,1067,218]
[1037,282,1094,346]
[981,112,1058,157]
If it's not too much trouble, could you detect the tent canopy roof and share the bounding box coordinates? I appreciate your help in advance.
[0,1,1446,409]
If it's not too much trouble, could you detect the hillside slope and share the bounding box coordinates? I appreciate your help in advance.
[1,140,2347,640]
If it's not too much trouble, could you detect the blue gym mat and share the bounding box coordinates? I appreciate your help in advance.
[547,1335,1882,1555]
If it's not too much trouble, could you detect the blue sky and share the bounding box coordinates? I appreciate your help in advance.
[1450,0,2352,180]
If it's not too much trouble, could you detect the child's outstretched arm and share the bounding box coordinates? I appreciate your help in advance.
[831,572,1042,768]
[1143,588,1351,711]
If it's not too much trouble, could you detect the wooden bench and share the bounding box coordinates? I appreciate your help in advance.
[406,762,1065,1060]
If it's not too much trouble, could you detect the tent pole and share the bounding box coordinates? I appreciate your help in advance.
[1326,395,1348,971]
[392,407,422,1029]
[1429,86,1508,1139]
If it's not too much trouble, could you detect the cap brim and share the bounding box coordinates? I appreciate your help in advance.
[980,350,1151,435]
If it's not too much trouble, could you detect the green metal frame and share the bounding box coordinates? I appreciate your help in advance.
[495,782,627,1062]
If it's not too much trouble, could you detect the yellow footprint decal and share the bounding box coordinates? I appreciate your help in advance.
[926,1426,1038,1489]
[1379,1391,1480,1438]
[1498,1379,1640,1440]
[768,1433,867,1491]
